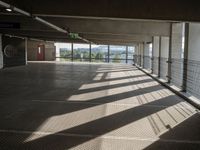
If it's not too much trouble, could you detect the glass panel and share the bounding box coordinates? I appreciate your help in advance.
[73,44,90,62]
[127,46,135,64]
[109,45,126,63]
[91,44,108,62]
[55,43,72,61]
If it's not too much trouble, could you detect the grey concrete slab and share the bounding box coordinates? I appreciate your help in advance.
[0,62,199,150]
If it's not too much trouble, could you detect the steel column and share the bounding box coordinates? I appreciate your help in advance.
[108,45,110,63]
[89,43,92,62]
[71,43,74,62]
[126,46,128,64]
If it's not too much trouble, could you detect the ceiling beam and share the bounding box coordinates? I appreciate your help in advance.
[0,0,93,43]
[2,0,200,22]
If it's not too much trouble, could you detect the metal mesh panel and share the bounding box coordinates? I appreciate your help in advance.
[133,55,138,65]
[134,55,141,66]
[152,57,159,75]
[144,56,152,71]
[171,58,184,88]
[160,57,168,80]
[186,59,200,99]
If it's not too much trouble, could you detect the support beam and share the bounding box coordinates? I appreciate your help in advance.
[143,42,145,68]
[182,23,189,92]
[139,44,142,66]
[167,23,173,83]
[0,34,3,69]
[25,38,28,65]
[0,0,93,43]
[151,37,154,73]
[3,1,200,22]
[0,1,68,34]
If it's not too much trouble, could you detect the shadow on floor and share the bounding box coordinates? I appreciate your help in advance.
[144,113,200,150]
[1,94,186,150]
[0,62,198,150]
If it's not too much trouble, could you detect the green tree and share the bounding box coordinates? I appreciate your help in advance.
[95,52,103,60]
[83,51,89,59]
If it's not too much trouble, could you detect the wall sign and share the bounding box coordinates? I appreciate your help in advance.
[4,45,18,58]
[0,22,20,29]
[2,36,25,67]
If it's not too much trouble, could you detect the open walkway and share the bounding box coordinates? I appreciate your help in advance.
[0,62,199,150]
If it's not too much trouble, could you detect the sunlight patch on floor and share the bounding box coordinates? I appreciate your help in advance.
[68,81,158,101]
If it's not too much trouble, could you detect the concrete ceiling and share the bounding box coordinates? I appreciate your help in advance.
[0,0,176,45]
[1,0,200,22]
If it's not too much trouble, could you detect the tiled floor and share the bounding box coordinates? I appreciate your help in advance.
[0,62,199,150]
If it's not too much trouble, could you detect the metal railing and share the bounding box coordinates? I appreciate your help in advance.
[186,59,200,98]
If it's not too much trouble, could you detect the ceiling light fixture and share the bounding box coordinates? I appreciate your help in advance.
[6,8,12,12]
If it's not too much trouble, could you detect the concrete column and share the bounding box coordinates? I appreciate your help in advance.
[140,43,144,67]
[25,38,28,65]
[134,44,139,65]
[55,43,60,61]
[170,23,185,88]
[152,36,160,76]
[151,37,154,73]
[144,42,151,71]
[167,23,173,83]
[158,36,162,77]
[0,34,3,69]
[160,36,169,80]
[108,45,110,63]
[143,42,145,68]
[138,44,141,66]
[182,23,189,92]
[137,43,141,66]
[185,22,200,99]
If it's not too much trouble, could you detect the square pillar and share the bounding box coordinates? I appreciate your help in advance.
[167,23,173,83]
[152,36,160,76]
[158,36,162,78]
[182,23,189,92]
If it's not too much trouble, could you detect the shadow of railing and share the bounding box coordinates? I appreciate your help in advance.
[0,62,192,150]
[144,113,200,150]
[20,95,182,149]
